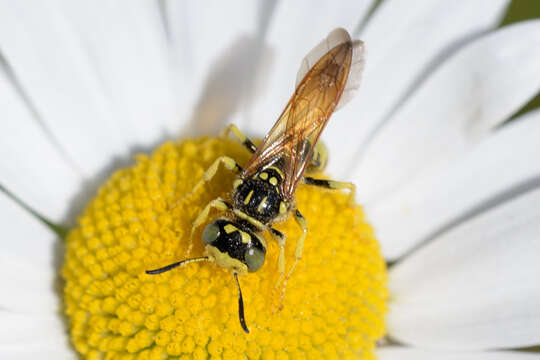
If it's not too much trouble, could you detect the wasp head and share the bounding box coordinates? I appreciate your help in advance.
[202,219,266,274]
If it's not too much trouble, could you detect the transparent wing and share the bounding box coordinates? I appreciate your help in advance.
[296,28,365,111]
[243,29,363,199]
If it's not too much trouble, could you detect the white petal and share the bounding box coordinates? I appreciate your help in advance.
[0,312,69,352]
[378,347,540,360]
[371,108,540,259]
[354,20,540,204]
[0,348,72,360]
[0,192,60,314]
[1,256,59,315]
[388,187,540,350]
[247,0,373,134]
[326,0,510,177]
[0,2,134,176]
[0,68,82,222]
[59,0,178,141]
[165,0,266,134]
[0,192,57,268]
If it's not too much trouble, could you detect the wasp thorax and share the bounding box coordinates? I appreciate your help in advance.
[233,170,285,224]
[202,219,266,273]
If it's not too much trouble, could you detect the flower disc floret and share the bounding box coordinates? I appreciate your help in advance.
[62,138,388,359]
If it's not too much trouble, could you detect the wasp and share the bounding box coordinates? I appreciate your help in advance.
[146,28,364,333]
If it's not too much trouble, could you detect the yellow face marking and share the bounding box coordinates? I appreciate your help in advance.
[244,190,254,205]
[224,224,237,234]
[279,201,288,215]
[257,196,268,213]
[239,231,251,244]
[233,179,243,188]
[206,245,248,275]
[269,177,278,186]
[259,172,268,180]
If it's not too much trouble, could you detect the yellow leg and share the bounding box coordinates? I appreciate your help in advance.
[274,209,307,311]
[188,156,242,198]
[304,177,356,207]
[221,124,257,153]
[286,209,308,282]
[187,198,231,256]
[269,227,286,287]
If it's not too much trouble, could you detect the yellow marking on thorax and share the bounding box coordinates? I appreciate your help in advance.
[267,166,284,178]
[244,190,254,205]
[233,209,265,229]
[233,179,243,188]
[269,177,278,186]
[259,172,268,180]
[224,224,237,234]
[279,201,288,215]
[257,196,268,213]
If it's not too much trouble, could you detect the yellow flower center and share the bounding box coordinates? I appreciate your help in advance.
[62,138,388,360]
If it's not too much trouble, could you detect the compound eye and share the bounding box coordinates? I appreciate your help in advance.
[202,222,220,245]
[244,247,265,272]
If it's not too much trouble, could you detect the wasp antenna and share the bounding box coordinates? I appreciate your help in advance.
[234,273,250,334]
[146,257,209,275]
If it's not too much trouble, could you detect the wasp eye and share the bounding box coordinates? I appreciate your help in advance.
[202,222,220,245]
[244,247,265,272]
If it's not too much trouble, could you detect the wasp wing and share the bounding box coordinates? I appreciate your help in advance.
[243,28,364,200]
[295,28,365,111]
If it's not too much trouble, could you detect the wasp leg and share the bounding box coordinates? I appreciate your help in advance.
[286,209,308,282]
[188,156,243,198]
[303,177,356,207]
[269,227,286,287]
[187,198,232,256]
[274,209,307,309]
[221,124,257,153]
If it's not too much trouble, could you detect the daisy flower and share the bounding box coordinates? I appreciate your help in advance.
[1,1,540,359]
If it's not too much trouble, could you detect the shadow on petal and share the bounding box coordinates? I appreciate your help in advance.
[181,34,273,137]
